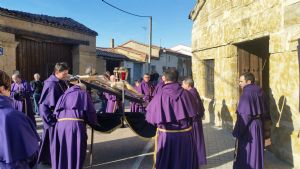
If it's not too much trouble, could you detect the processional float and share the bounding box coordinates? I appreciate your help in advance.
[69,67,156,168]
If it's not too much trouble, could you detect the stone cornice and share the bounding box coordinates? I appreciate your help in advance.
[189,0,206,21]
[0,24,90,45]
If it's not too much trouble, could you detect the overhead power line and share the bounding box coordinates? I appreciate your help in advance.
[101,0,152,73]
[101,0,150,18]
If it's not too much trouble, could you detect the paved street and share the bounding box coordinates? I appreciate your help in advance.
[83,127,153,169]
[36,116,293,169]
[201,124,293,169]
[36,117,154,169]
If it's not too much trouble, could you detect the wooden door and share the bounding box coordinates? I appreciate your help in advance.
[238,48,263,87]
[16,37,72,81]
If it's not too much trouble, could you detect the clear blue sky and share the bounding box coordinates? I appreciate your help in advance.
[0,0,196,48]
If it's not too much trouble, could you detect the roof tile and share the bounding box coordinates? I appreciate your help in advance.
[0,7,97,36]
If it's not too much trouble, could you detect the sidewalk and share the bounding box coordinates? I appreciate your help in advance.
[202,122,294,169]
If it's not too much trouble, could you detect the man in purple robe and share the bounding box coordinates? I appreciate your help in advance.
[37,62,70,165]
[104,75,120,113]
[182,77,207,166]
[0,70,40,169]
[233,72,266,169]
[146,69,199,169]
[152,74,165,97]
[52,83,101,169]
[138,73,154,111]
[10,73,36,125]
[130,80,143,112]
[104,92,119,113]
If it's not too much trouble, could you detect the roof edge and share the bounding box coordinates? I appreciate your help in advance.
[0,7,98,36]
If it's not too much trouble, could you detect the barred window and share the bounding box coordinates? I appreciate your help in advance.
[204,59,214,99]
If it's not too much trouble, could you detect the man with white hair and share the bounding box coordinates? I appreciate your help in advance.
[10,73,36,125]
[0,70,39,169]
[30,73,43,115]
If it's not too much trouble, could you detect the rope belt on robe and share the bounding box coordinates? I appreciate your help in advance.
[153,126,193,168]
[57,118,84,122]
[157,126,192,133]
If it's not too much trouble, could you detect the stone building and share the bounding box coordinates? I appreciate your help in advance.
[96,47,144,84]
[190,0,300,166]
[96,40,191,82]
[0,7,102,80]
[119,40,192,80]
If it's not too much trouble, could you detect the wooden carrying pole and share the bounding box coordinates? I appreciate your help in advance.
[89,128,94,169]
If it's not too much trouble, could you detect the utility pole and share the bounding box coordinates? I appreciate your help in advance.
[148,16,152,73]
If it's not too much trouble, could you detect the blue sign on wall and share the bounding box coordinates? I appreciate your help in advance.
[0,47,3,56]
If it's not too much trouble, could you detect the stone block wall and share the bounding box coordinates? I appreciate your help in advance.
[191,0,300,165]
[193,45,238,129]
[122,41,160,58]
[0,31,17,76]
[0,15,102,76]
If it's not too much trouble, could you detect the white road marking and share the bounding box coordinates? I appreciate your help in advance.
[206,148,235,159]
[131,141,154,169]
[85,152,153,168]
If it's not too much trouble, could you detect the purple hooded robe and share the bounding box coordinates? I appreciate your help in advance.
[138,80,154,112]
[10,80,36,125]
[104,92,119,113]
[130,86,143,113]
[151,79,164,97]
[0,95,39,169]
[146,82,199,169]
[188,87,207,166]
[139,80,154,102]
[232,84,267,169]
[51,85,98,169]
[37,75,68,164]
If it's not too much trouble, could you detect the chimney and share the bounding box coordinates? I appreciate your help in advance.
[110,38,115,48]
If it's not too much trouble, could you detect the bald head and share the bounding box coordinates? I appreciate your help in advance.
[34,73,40,81]
[110,75,117,82]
